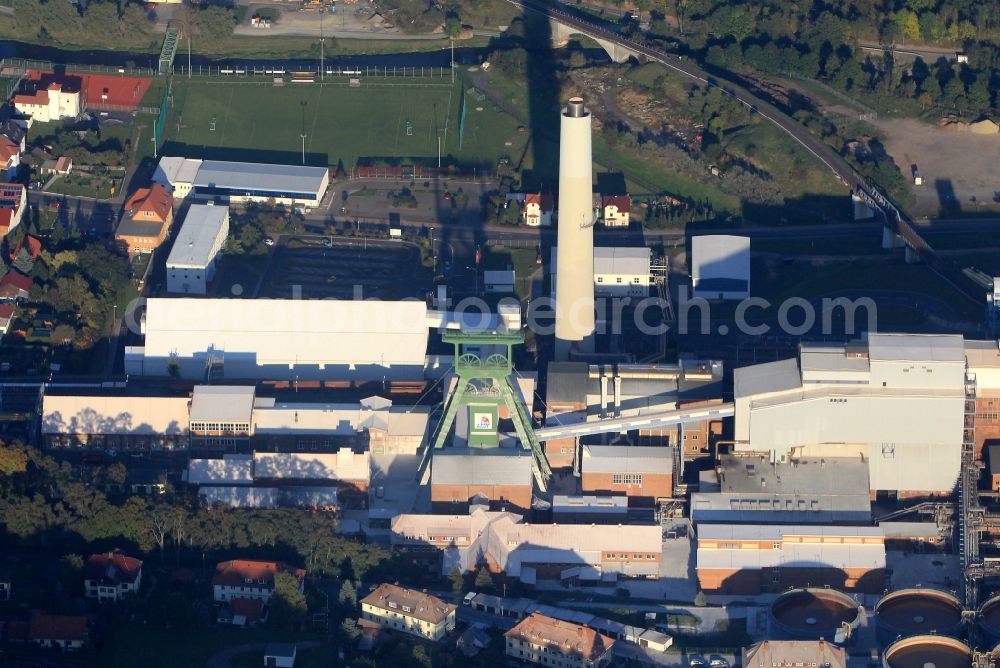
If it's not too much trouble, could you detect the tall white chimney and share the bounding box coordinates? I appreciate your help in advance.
[555,96,595,359]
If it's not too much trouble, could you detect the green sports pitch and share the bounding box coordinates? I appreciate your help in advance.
[165,77,527,168]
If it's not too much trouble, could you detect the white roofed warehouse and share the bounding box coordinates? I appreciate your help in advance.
[42,394,190,450]
[125,297,431,381]
[166,203,229,295]
[733,333,965,496]
[690,235,750,300]
[153,157,329,210]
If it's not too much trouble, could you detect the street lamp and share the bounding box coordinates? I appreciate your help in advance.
[299,100,308,165]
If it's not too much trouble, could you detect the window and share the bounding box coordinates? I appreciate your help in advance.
[596,277,604,283]
[633,277,641,283]
[772,542,781,549]
[616,277,623,283]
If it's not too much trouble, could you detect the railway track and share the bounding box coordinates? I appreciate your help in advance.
[505,0,984,305]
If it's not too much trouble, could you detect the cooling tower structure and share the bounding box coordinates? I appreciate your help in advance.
[554,96,596,360]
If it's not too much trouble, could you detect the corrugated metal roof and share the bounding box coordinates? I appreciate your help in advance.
[718,455,870,495]
[253,451,370,482]
[698,524,883,540]
[690,235,750,281]
[194,160,328,195]
[431,449,533,486]
[868,333,965,362]
[966,340,1000,369]
[733,358,800,398]
[593,247,649,275]
[251,401,429,437]
[190,385,255,423]
[581,445,672,474]
[697,541,886,570]
[545,362,588,406]
[165,204,228,269]
[200,486,277,508]
[42,395,190,435]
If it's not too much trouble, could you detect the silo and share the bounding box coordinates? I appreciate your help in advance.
[554,96,595,360]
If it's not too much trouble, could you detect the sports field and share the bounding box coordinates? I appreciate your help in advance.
[166,77,528,168]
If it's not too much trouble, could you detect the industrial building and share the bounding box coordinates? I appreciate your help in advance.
[543,361,723,468]
[551,495,629,524]
[430,448,534,514]
[125,298,432,381]
[579,445,673,505]
[690,235,750,300]
[696,524,886,594]
[251,395,429,455]
[733,334,966,496]
[554,96,596,359]
[189,385,255,448]
[504,612,616,668]
[41,394,191,450]
[963,339,1000,458]
[390,509,662,584]
[691,454,872,524]
[153,157,329,210]
[550,246,654,299]
[742,641,846,668]
[165,203,229,294]
[187,449,370,508]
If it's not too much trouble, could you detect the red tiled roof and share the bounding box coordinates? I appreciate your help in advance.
[85,549,143,585]
[525,193,554,211]
[28,612,88,643]
[0,303,15,320]
[0,137,19,166]
[12,90,48,106]
[212,560,305,589]
[0,273,31,292]
[10,235,41,262]
[602,195,631,213]
[124,183,172,223]
[0,209,12,234]
[230,597,265,624]
[505,612,615,662]
[55,156,71,172]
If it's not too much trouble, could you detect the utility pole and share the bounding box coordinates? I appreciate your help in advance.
[299,100,307,165]
[320,13,324,81]
[437,135,441,168]
[450,38,455,84]
[187,34,191,79]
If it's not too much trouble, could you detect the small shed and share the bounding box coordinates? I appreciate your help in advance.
[483,269,515,294]
[264,642,297,667]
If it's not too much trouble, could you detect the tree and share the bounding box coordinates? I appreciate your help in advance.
[893,10,921,41]
[338,579,357,608]
[270,571,308,628]
[103,462,127,486]
[694,590,707,607]
[474,567,495,592]
[449,567,465,594]
[444,15,461,38]
[0,441,28,475]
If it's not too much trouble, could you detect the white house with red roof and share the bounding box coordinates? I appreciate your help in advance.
[11,82,80,125]
[84,549,143,602]
[523,193,554,227]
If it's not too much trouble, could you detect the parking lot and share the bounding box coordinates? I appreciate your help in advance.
[260,236,427,300]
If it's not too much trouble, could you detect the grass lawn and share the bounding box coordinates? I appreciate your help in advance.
[98,622,326,668]
[166,76,522,169]
[482,246,540,298]
[46,172,118,199]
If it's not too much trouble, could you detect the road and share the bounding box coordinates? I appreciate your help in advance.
[858,42,960,62]
[506,0,983,304]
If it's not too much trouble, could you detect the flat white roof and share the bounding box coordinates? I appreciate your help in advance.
[155,156,202,186]
[868,333,965,363]
[190,385,256,423]
[483,270,515,283]
[253,450,370,482]
[42,395,190,435]
[142,298,430,368]
[690,235,750,293]
[166,204,228,269]
[733,358,801,398]
[593,247,650,275]
[187,454,254,485]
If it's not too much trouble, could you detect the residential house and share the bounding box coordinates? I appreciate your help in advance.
[28,612,88,650]
[10,234,41,275]
[504,612,615,668]
[40,156,73,176]
[11,82,81,124]
[217,597,267,627]
[84,549,143,602]
[0,182,26,237]
[457,623,491,657]
[264,643,297,667]
[212,559,305,604]
[0,271,31,301]
[117,183,174,255]
[360,583,456,641]
[601,195,631,227]
[523,193,554,227]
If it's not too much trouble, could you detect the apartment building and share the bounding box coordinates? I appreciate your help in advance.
[505,612,616,668]
[360,583,456,641]
[211,560,305,603]
[84,550,143,602]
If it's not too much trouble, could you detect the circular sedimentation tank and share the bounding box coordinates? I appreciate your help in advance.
[875,589,963,644]
[882,635,971,668]
[769,588,862,641]
[978,595,1000,646]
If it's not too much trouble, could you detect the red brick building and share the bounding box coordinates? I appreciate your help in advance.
[430,449,533,514]
[580,445,673,505]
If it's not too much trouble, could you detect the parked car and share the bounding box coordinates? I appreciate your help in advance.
[263,237,275,246]
[689,657,707,668]
[710,656,729,668]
